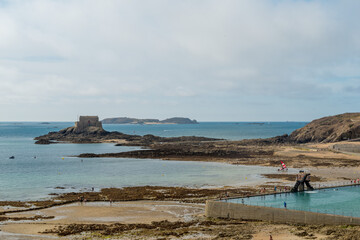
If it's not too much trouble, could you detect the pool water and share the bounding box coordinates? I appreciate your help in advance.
[226,185,360,218]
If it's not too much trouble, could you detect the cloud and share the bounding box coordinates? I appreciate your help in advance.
[0,0,360,121]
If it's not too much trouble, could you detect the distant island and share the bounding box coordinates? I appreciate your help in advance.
[101,117,198,124]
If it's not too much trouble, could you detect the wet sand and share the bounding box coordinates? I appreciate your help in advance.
[1,201,203,238]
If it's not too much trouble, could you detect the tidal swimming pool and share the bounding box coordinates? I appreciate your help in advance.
[226,185,360,218]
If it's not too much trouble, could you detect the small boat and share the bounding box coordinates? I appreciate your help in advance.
[278,161,288,171]
[9,156,15,159]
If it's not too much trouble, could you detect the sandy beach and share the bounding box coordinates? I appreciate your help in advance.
[1,201,203,239]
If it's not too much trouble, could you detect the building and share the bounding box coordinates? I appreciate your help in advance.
[74,116,103,133]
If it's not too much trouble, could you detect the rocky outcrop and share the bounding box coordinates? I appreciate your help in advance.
[35,128,218,145]
[78,141,274,159]
[236,134,292,146]
[34,139,57,145]
[34,116,218,145]
[289,113,360,143]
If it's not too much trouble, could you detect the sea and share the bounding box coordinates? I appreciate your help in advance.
[0,122,306,201]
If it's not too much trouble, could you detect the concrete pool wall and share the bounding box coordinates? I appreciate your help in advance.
[205,200,360,225]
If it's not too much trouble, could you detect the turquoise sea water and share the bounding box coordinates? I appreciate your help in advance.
[0,122,305,201]
[226,185,360,218]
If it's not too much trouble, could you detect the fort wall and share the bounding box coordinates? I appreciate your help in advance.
[74,116,102,133]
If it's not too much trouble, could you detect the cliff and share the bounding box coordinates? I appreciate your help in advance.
[289,113,360,143]
[101,117,198,124]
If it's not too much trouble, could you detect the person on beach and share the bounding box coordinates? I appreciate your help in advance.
[274,186,277,192]
[270,235,273,240]
[284,201,287,209]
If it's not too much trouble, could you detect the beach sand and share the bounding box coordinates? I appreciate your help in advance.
[0,201,203,239]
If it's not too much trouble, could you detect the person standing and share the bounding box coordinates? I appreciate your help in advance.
[284,201,287,209]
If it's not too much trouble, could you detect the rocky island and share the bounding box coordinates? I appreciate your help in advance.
[102,117,198,124]
[34,116,215,145]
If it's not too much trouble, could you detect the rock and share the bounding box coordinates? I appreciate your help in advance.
[289,113,360,143]
[35,139,54,144]
[34,116,218,145]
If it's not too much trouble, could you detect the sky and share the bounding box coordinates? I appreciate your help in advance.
[0,0,359,122]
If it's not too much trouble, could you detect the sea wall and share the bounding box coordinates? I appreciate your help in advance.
[333,143,360,153]
[205,200,360,225]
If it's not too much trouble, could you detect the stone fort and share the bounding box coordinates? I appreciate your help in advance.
[74,116,103,133]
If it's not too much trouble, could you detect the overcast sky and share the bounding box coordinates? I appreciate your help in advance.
[0,0,359,121]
